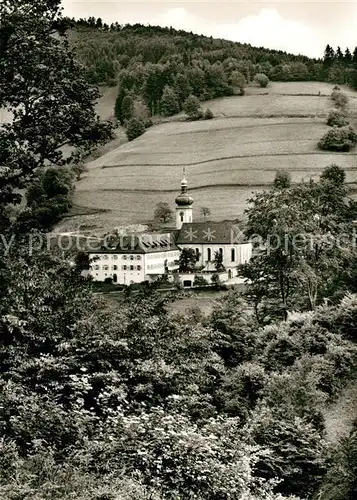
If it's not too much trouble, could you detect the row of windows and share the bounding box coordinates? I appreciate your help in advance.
[146,252,177,260]
[147,263,164,270]
[93,254,142,261]
[123,265,142,271]
[92,265,142,271]
[191,248,236,262]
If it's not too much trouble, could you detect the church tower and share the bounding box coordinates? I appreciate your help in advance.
[175,168,194,229]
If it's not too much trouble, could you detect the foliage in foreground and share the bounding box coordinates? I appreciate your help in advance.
[1,247,357,498]
[0,0,113,231]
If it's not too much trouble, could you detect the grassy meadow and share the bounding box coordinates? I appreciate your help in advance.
[63,82,357,230]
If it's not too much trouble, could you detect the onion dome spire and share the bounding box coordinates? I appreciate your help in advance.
[175,167,194,206]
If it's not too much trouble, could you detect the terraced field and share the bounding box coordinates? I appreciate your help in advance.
[68,82,357,230]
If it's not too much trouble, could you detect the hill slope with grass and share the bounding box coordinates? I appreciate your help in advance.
[64,81,357,232]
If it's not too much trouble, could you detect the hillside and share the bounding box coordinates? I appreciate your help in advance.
[68,22,321,87]
[62,81,357,232]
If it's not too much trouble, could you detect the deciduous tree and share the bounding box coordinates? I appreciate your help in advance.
[0,0,113,229]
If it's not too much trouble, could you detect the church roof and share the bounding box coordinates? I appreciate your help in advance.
[176,221,247,245]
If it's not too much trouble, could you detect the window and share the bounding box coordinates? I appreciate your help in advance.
[137,265,142,271]
[130,265,134,271]
[103,265,109,271]
[113,265,118,271]
[122,255,127,260]
[112,255,118,260]
[103,255,109,260]
[231,248,235,262]
[123,265,127,271]
[195,248,200,261]
[219,248,223,257]
[180,211,184,222]
[207,248,212,261]
[136,255,141,260]
[94,265,100,270]
[130,255,134,261]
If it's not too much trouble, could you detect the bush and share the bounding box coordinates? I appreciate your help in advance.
[126,116,145,141]
[144,118,153,128]
[327,109,349,127]
[254,73,269,88]
[204,108,214,120]
[318,126,357,152]
[331,90,348,109]
[193,275,209,287]
[274,170,291,189]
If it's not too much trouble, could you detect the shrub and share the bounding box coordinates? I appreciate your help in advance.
[318,126,357,152]
[193,275,209,287]
[327,109,349,127]
[274,170,291,189]
[126,116,145,141]
[144,118,153,128]
[254,73,269,88]
[204,108,214,120]
[331,90,348,109]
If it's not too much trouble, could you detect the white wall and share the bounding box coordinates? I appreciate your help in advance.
[89,253,145,284]
[89,250,180,284]
[176,207,193,229]
[144,250,180,279]
[178,242,252,275]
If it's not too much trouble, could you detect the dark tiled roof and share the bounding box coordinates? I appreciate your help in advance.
[176,221,246,245]
[90,233,179,254]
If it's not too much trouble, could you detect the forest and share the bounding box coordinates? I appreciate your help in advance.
[64,17,357,135]
[1,2,357,499]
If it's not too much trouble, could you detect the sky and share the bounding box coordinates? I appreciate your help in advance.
[61,1,357,58]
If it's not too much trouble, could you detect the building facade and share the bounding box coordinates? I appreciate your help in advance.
[88,172,252,284]
[89,234,180,284]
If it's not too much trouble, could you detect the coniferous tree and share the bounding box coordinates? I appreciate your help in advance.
[323,44,335,67]
[345,48,353,64]
[160,85,180,116]
[336,46,344,63]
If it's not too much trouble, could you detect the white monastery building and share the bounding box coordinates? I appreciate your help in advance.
[88,171,252,285]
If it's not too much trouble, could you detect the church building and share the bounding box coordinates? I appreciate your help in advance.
[88,171,252,285]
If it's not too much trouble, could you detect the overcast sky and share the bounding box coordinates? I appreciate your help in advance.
[61,1,357,58]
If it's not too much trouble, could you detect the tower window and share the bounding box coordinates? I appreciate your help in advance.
[231,248,235,262]
[180,211,184,222]
[207,248,211,261]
